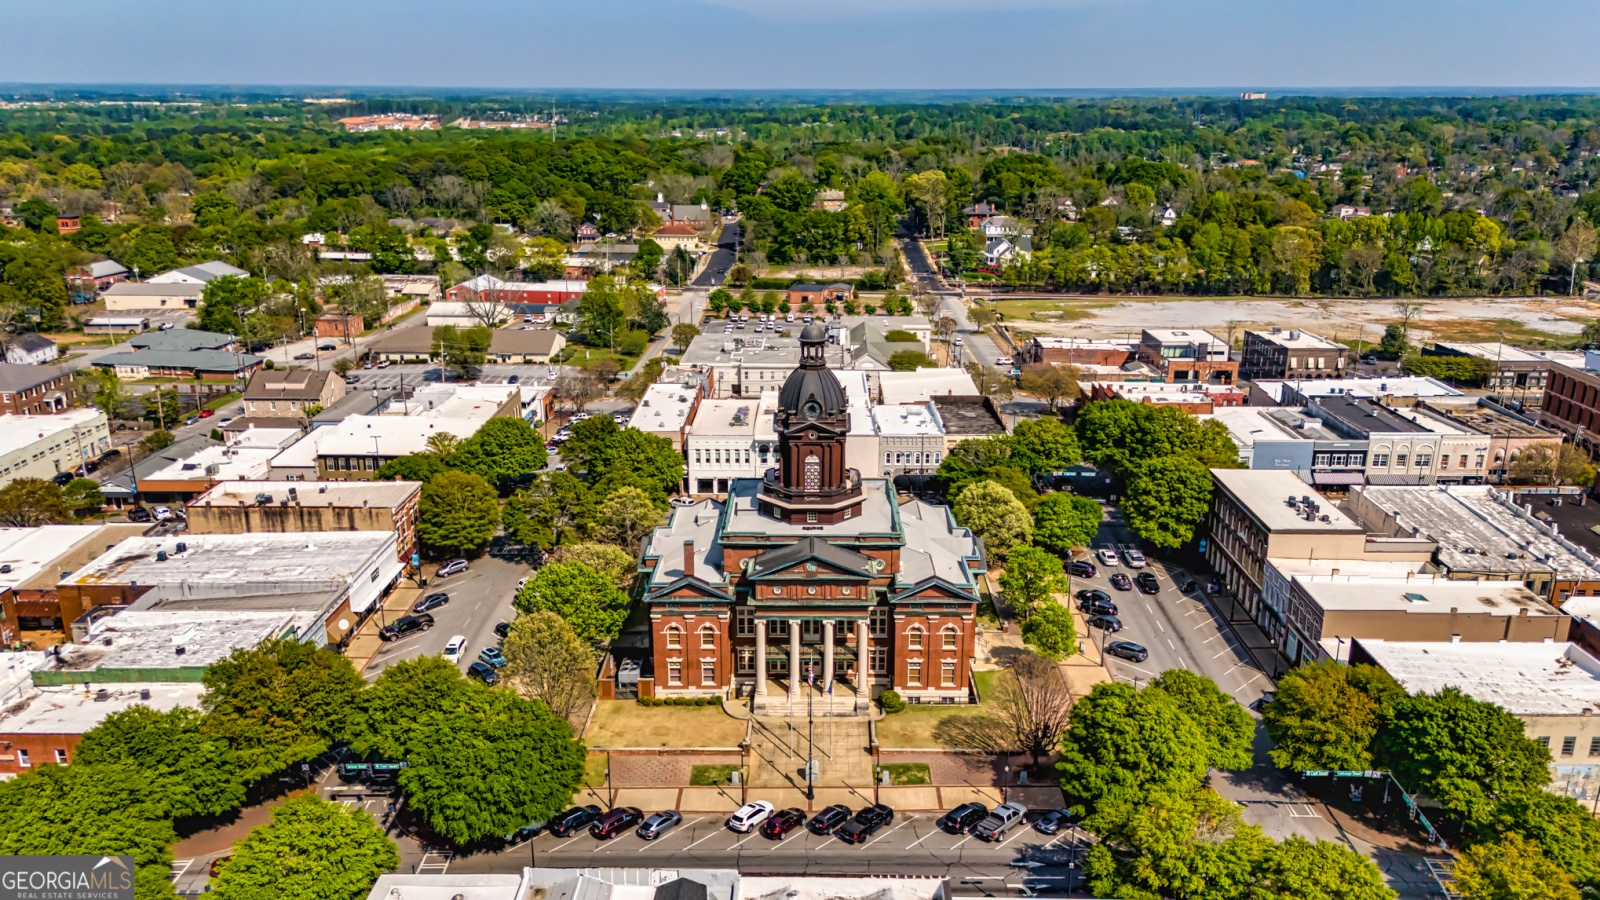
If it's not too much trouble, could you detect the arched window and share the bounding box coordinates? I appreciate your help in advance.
[664,625,683,650]
[941,625,960,650]
[906,624,924,650]
[699,623,717,649]
[804,454,821,491]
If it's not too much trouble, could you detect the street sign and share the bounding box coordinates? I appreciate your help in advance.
[1334,770,1365,778]
[1302,770,1332,777]
[1198,538,1208,553]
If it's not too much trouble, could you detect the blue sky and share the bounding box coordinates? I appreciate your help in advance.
[5,0,1600,91]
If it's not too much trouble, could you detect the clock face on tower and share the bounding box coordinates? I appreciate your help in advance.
[802,400,821,421]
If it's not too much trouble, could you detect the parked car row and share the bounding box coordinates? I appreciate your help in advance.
[534,801,1076,845]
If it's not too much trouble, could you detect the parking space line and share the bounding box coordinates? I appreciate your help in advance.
[997,827,1032,848]
[864,819,913,847]
[1166,639,1175,650]
[1156,620,1166,632]
[552,835,587,851]
[731,831,760,848]
[951,835,972,850]
[684,830,726,850]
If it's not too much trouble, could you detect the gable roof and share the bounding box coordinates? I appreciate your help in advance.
[746,537,877,580]
[9,333,56,353]
[243,368,333,400]
[129,329,237,352]
[0,363,71,393]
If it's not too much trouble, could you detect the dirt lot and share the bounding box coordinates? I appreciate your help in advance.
[994,294,1600,346]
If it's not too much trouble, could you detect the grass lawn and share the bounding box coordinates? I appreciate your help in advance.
[560,345,641,372]
[582,752,609,788]
[875,670,1010,749]
[874,763,931,785]
[689,764,743,786]
[203,391,242,411]
[583,700,747,748]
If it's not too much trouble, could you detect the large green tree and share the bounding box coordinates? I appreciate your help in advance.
[502,471,594,551]
[0,478,74,526]
[1453,833,1580,900]
[1122,454,1213,549]
[952,480,1032,559]
[1031,492,1102,555]
[75,705,245,819]
[1020,601,1077,659]
[198,275,269,334]
[210,796,398,900]
[448,417,548,488]
[1058,681,1212,823]
[592,485,663,549]
[998,544,1068,618]
[514,561,631,642]
[418,470,500,555]
[1149,669,1254,771]
[1009,416,1081,474]
[201,639,364,783]
[502,611,597,722]
[1075,399,1240,473]
[1263,661,1404,772]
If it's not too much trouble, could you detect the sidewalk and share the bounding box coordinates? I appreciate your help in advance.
[345,581,425,673]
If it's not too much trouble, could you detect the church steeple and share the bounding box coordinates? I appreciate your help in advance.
[760,322,863,525]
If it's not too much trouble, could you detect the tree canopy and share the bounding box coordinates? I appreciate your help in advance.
[210,796,398,900]
[418,470,500,555]
[514,560,631,642]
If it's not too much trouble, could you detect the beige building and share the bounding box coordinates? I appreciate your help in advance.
[242,368,348,420]
[0,410,109,488]
[185,480,423,562]
[1352,638,1600,803]
[100,282,203,311]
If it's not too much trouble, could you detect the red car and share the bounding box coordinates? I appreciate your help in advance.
[199,408,216,418]
[760,807,806,839]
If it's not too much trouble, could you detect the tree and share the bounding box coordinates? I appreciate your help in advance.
[502,471,594,552]
[514,561,631,643]
[418,471,500,555]
[965,361,1015,403]
[998,545,1068,619]
[139,429,174,455]
[0,763,177,896]
[1492,789,1600,894]
[333,358,355,377]
[1018,364,1081,411]
[579,275,629,350]
[502,611,597,722]
[554,368,606,413]
[376,453,449,483]
[1376,687,1553,832]
[448,417,548,488]
[1149,669,1254,771]
[92,367,127,421]
[201,639,364,784]
[935,653,1075,766]
[1263,660,1404,773]
[551,541,636,590]
[592,485,663,549]
[1032,493,1102,556]
[1122,455,1212,549]
[1554,220,1599,296]
[1075,399,1239,473]
[664,245,696,286]
[143,387,182,428]
[617,358,665,403]
[1453,833,1580,900]
[399,686,586,846]
[1508,442,1595,487]
[887,349,936,371]
[1009,417,1081,475]
[75,706,245,820]
[431,324,492,377]
[1057,681,1212,819]
[0,478,73,526]
[1082,786,1273,900]
[210,796,398,900]
[671,322,700,351]
[349,657,465,763]
[632,239,664,278]
[952,480,1032,559]
[59,477,102,514]
[1021,602,1077,660]
[1379,323,1409,359]
[903,169,950,236]
[199,275,269,335]
[583,427,684,502]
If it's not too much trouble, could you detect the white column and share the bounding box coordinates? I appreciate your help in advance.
[857,618,870,687]
[789,619,801,699]
[822,620,835,696]
[754,620,767,696]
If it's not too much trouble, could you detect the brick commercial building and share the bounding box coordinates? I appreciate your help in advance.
[185,480,423,562]
[637,324,987,713]
[1138,329,1238,384]
[785,282,854,312]
[1239,329,1351,382]
[242,368,347,420]
[0,364,74,415]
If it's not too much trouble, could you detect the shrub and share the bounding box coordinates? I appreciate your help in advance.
[879,690,906,714]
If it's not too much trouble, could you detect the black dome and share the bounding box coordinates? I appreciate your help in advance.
[778,364,848,418]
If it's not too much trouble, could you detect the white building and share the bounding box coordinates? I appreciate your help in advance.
[4,334,58,366]
[877,369,979,406]
[145,261,248,285]
[871,403,946,477]
[630,382,704,451]
[685,391,779,495]
[0,409,109,487]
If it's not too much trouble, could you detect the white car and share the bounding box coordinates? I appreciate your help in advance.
[670,497,698,508]
[726,801,774,833]
[443,635,468,665]
[1097,548,1119,567]
[1123,549,1147,568]
[953,337,964,346]
[152,506,173,522]
[995,356,1013,366]
[516,576,530,592]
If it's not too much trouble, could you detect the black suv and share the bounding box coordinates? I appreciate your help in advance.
[126,507,153,523]
[549,805,603,837]
[1135,572,1160,595]
[1067,560,1097,578]
[379,613,435,641]
[808,804,851,835]
[836,804,894,844]
[1077,592,1117,617]
[937,802,988,834]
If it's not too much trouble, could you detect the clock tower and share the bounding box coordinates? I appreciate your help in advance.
[760,322,864,524]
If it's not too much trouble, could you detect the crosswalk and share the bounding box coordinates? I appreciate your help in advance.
[415,851,453,875]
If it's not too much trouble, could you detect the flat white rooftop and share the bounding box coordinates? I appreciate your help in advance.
[192,480,421,508]
[878,369,978,406]
[55,609,311,672]
[1211,469,1364,533]
[1295,573,1556,616]
[1255,376,1463,402]
[633,383,698,434]
[1432,342,1548,364]
[871,403,943,437]
[0,526,113,589]
[0,409,104,458]
[1250,329,1343,350]
[1356,639,1600,717]
[687,392,777,438]
[0,682,207,736]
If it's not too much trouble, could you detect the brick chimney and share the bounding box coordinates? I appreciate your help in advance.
[683,540,695,579]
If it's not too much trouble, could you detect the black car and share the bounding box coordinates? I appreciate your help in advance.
[1086,614,1122,633]
[808,804,851,835]
[126,507,153,523]
[507,374,520,384]
[937,802,988,834]
[494,621,511,639]
[836,804,894,844]
[318,343,337,351]
[50,471,74,487]
[379,613,435,642]
[1136,572,1160,595]
[1109,573,1133,591]
[413,592,449,613]
[505,820,547,845]
[1066,560,1097,578]
[590,807,643,839]
[1106,640,1149,662]
[1076,589,1110,604]
[760,808,806,839]
[1034,808,1075,835]
[467,661,500,685]
[1078,595,1118,617]
[549,805,603,837]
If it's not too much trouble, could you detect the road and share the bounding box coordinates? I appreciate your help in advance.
[447,810,1086,893]
[363,552,527,681]
[692,221,740,288]
[899,233,1007,375]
